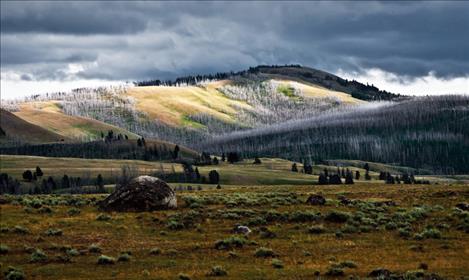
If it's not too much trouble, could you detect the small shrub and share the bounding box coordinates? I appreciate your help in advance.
[340,260,357,268]
[66,248,79,256]
[271,258,284,269]
[0,244,10,254]
[4,267,25,280]
[30,249,47,262]
[44,228,62,236]
[118,253,131,262]
[97,255,116,265]
[88,244,102,253]
[67,208,81,216]
[254,247,276,258]
[166,220,184,230]
[214,236,246,250]
[96,214,111,221]
[421,228,442,239]
[12,226,29,234]
[149,247,161,255]
[399,227,412,238]
[38,207,53,214]
[325,211,351,223]
[207,266,227,277]
[325,265,344,276]
[308,225,326,234]
[167,249,178,256]
[178,273,191,280]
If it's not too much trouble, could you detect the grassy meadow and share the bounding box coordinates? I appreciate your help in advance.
[1,183,468,279]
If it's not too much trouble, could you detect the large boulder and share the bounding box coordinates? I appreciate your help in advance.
[98,176,177,212]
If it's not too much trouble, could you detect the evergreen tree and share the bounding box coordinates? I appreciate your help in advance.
[365,170,371,180]
[96,174,105,193]
[62,174,70,189]
[253,157,262,164]
[304,164,313,174]
[195,167,201,181]
[318,173,328,185]
[212,157,219,165]
[173,145,180,159]
[364,163,370,172]
[221,153,226,162]
[22,170,33,182]
[35,166,43,177]
[355,171,360,180]
[329,174,342,184]
[208,170,220,184]
[291,163,298,172]
[345,171,354,184]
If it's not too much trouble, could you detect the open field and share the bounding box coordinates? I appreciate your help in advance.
[1,183,468,279]
[2,155,464,188]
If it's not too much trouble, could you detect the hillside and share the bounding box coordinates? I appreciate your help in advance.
[0,109,67,144]
[202,95,469,173]
[12,101,140,141]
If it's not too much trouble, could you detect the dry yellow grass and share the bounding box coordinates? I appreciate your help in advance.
[14,102,138,140]
[1,183,468,279]
[270,79,365,104]
[126,81,253,126]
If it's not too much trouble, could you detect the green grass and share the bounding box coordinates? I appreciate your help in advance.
[0,183,468,279]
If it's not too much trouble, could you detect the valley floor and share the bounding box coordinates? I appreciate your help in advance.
[1,183,468,279]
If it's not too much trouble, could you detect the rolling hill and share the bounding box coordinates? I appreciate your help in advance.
[12,101,140,141]
[0,109,67,144]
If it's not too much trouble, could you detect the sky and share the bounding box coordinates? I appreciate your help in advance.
[1,1,468,99]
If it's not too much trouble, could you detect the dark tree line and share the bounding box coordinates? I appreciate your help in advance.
[0,140,181,162]
[203,96,469,174]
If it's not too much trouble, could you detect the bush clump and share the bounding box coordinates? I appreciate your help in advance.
[88,244,102,253]
[30,249,48,262]
[97,255,116,265]
[4,266,25,280]
[214,236,246,250]
[67,208,81,216]
[308,225,326,234]
[118,253,131,262]
[96,214,111,221]
[0,244,10,254]
[271,258,284,269]
[44,228,63,236]
[12,226,29,235]
[149,247,161,255]
[325,211,351,223]
[207,266,227,277]
[254,247,277,258]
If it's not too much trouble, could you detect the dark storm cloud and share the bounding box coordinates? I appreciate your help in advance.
[1,1,468,83]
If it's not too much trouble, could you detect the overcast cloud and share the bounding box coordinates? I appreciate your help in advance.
[1,1,468,98]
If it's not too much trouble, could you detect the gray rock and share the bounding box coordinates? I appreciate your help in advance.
[98,176,176,212]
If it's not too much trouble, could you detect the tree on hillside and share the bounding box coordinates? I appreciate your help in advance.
[304,164,313,175]
[365,170,371,180]
[345,170,354,184]
[209,170,220,184]
[221,153,226,162]
[364,163,370,172]
[227,152,240,164]
[329,174,342,184]
[35,166,43,177]
[212,157,219,165]
[291,163,298,172]
[318,173,328,185]
[62,174,70,189]
[195,167,201,181]
[253,157,262,164]
[173,145,180,159]
[96,174,105,193]
[355,171,360,180]
[324,168,329,177]
[22,170,33,182]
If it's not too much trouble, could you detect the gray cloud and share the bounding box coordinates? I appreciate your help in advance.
[1,1,468,85]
